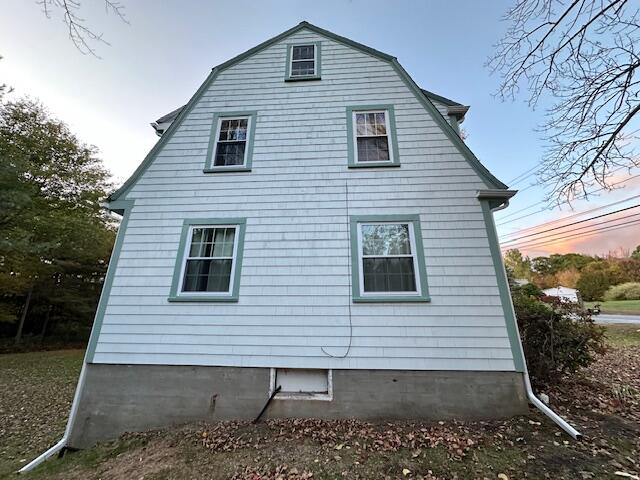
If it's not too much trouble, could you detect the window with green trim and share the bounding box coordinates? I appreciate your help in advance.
[350,215,430,302]
[346,105,400,168]
[169,219,246,302]
[204,112,256,173]
[285,42,321,81]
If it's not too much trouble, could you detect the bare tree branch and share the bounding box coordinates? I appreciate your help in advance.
[488,0,640,203]
[37,0,128,57]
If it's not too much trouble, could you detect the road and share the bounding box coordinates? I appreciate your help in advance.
[594,314,640,325]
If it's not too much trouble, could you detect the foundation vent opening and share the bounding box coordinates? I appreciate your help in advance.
[270,368,333,401]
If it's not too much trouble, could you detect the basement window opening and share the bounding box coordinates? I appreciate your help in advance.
[270,368,332,401]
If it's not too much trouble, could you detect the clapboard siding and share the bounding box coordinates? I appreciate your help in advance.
[94,27,514,371]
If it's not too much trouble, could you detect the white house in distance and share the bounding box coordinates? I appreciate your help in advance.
[543,286,582,304]
[54,21,544,449]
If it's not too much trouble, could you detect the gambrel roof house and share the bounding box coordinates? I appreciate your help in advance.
[22,22,581,462]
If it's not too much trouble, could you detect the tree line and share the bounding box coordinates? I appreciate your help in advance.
[0,98,116,350]
[504,247,640,301]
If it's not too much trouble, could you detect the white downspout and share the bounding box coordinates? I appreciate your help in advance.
[492,199,581,440]
[18,338,89,473]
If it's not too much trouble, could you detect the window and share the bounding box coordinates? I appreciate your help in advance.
[204,112,256,173]
[285,42,321,81]
[215,118,248,166]
[350,215,430,302]
[270,368,332,401]
[346,105,400,168]
[168,218,246,302]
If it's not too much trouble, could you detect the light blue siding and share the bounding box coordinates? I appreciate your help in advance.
[93,28,515,371]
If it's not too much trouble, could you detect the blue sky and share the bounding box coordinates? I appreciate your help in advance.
[2,0,638,256]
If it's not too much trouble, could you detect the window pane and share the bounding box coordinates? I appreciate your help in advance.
[212,227,235,257]
[292,45,314,60]
[182,259,232,292]
[214,142,246,166]
[355,112,387,136]
[291,60,315,76]
[357,136,390,162]
[188,227,236,258]
[362,224,411,255]
[363,258,416,292]
[219,118,248,141]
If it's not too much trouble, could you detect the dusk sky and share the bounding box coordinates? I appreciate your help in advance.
[2,0,638,258]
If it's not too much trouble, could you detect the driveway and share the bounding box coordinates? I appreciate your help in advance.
[595,314,640,325]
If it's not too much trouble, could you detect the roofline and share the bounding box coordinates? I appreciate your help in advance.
[420,89,462,107]
[108,21,507,201]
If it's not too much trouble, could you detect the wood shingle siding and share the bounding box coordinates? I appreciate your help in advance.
[93,28,515,371]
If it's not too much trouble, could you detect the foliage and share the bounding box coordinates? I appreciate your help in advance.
[604,282,640,301]
[576,268,612,302]
[503,249,532,279]
[0,98,115,345]
[489,0,640,201]
[633,245,640,260]
[512,283,606,385]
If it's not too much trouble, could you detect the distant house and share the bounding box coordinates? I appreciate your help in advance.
[63,21,531,448]
[542,286,582,304]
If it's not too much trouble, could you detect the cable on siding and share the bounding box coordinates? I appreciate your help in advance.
[321,180,353,359]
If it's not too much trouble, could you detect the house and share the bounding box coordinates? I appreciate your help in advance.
[542,286,582,304]
[60,21,536,449]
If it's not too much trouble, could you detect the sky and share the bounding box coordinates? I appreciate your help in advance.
[1,0,638,258]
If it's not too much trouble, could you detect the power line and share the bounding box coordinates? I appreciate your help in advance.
[502,211,640,249]
[501,218,640,251]
[496,173,640,226]
[500,193,640,239]
[497,165,637,222]
[500,203,640,244]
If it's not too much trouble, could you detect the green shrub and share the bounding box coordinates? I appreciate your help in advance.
[512,285,606,385]
[604,282,640,301]
[576,268,611,301]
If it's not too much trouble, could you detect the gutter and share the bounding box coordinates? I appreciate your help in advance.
[18,364,88,473]
[481,191,581,440]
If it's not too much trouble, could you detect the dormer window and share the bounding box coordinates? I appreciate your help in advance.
[285,43,321,81]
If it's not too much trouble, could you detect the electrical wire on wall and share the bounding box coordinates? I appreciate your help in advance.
[321,180,353,358]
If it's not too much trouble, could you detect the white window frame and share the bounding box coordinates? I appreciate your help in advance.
[268,368,333,401]
[212,116,252,168]
[352,109,395,164]
[177,224,240,297]
[289,44,317,78]
[356,221,422,297]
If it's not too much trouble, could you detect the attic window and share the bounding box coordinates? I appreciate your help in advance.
[285,43,321,81]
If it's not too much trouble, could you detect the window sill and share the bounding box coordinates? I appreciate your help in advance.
[167,296,238,303]
[348,162,400,168]
[203,167,251,173]
[352,295,431,303]
[284,75,321,82]
[274,392,333,402]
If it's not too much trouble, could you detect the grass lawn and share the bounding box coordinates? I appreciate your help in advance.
[585,299,640,315]
[1,326,639,480]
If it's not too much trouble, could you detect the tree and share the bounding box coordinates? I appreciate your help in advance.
[504,249,532,279]
[576,264,614,301]
[37,0,128,56]
[0,99,115,344]
[633,245,640,260]
[489,0,640,202]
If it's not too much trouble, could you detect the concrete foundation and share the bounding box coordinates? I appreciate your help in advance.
[68,364,528,448]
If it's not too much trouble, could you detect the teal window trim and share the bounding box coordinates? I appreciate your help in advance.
[85,199,134,363]
[349,214,430,303]
[479,200,526,372]
[346,105,400,168]
[284,42,322,81]
[204,112,257,173]
[168,218,247,302]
